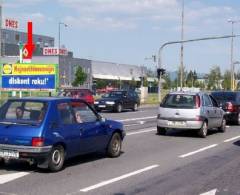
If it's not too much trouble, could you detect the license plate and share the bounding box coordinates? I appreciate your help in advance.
[168,121,186,127]
[99,105,106,108]
[0,149,19,159]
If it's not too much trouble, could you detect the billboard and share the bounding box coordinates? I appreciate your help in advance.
[1,63,59,90]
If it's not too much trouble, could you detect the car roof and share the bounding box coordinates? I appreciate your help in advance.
[168,91,203,96]
[8,97,76,102]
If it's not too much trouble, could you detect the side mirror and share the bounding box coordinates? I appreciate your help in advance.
[98,116,106,123]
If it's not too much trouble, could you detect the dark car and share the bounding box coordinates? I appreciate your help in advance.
[59,88,94,105]
[211,91,240,125]
[94,90,140,113]
[0,97,125,172]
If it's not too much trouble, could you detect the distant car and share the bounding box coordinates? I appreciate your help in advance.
[157,91,226,138]
[211,91,240,125]
[94,90,140,113]
[58,88,94,105]
[0,97,125,172]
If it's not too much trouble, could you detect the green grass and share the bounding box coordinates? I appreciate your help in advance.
[143,90,169,105]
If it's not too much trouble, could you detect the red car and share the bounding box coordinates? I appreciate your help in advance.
[59,88,94,105]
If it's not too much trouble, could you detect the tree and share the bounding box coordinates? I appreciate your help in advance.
[72,66,87,87]
[162,73,171,89]
[207,65,222,90]
[222,70,231,90]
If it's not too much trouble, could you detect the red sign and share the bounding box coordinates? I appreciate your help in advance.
[5,18,19,29]
[43,47,68,56]
[23,21,35,62]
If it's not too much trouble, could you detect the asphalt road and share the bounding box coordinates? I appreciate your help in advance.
[1,106,240,195]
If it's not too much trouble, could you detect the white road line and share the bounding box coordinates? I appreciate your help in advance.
[200,189,217,195]
[179,144,218,158]
[124,124,140,127]
[80,165,159,192]
[118,116,156,122]
[226,125,230,128]
[223,135,240,143]
[0,172,29,184]
[127,128,156,136]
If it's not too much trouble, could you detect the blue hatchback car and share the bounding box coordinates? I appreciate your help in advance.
[0,97,125,172]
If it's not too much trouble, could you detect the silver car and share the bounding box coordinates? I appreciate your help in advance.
[157,91,226,138]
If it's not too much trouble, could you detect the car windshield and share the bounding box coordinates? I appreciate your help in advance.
[103,91,125,98]
[0,100,48,125]
[212,92,236,102]
[161,94,196,109]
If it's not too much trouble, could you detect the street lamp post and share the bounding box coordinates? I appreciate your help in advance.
[58,22,68,86]
[228,19,240,91]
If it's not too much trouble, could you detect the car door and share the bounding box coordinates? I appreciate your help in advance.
[203,94,215,128]
[71,100,108,154]
[209,95,222,127]
[122,91,130,109]
[57,102,82,157]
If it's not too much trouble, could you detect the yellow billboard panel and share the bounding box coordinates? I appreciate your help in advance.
[2,64,56,75]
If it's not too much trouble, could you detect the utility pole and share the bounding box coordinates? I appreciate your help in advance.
[180,0,185,90]
[228,19,240,91]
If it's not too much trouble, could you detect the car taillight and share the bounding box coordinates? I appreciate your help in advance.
[32,137,44,147]
[226,102,237,112]
[195,95,201,108]
[86,95,94,103]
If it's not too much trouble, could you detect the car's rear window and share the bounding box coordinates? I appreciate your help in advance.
[60,89,92,98]
[211,92,237,102]
[161,94,196,109]
[0,101,48,125]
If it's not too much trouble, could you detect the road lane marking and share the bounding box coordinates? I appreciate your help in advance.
[124,124,140,127]
[179,144,218,158]
[118,116,156,122]
[223,135,240,143]
[127,128,156,136]
[0,172,29,184]
[200,189,217,195]
[79,164,159,192]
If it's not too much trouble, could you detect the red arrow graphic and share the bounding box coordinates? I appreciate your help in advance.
[23,21,35,61]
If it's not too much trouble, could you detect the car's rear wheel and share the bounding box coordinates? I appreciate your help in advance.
[132,103,138,111]
[218,118,226,133]
[0,158,4,166]
[157,126,167,135]
[107,133,122,157]
[236,113,240,125]
[116,103,122,113]
[48,145,65,172]
[198,121,208,138]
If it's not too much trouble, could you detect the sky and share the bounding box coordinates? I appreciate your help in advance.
[2,0,240,74]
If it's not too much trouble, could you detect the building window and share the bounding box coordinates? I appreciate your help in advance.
[15,34,20,42]
[38,37,42,42]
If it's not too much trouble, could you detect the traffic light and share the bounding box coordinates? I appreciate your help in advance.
[157,68,166,78]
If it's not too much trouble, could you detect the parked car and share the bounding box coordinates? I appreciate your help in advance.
[0,97,125,172]
[211,91,240,125]
[58,88,94,105]
[157,91,226,138]
[94,90,140,112]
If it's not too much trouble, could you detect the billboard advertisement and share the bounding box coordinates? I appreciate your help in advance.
[1,63,59,90]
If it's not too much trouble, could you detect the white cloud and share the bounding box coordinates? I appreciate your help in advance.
[3,0,47,8]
